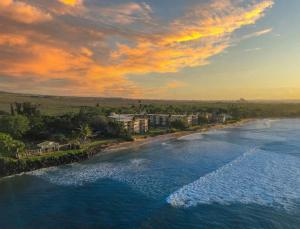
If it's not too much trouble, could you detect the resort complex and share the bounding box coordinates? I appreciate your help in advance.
[0,101,234,162]
[109,112,231,134]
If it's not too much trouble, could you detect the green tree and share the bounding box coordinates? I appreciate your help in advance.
[89,115,108,133]
[77,124,92,143]
[107,121,124,138]
[0,115,30,139]
[10,104,15,115]
[13,102,40,116]
[0,132,25,158]
[170,119,189,130]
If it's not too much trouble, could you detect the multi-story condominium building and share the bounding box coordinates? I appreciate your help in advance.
[170,115,184,121]
[198,112,213,123]
[138,118,149,134]
[212,113,232,123]
[190,115,199,126]
[149,114,200,127]
[171,115,199,126]
[148,114,170,127]
[109,113,133,132]
[109,113,149,134]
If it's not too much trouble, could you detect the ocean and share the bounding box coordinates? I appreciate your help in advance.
[0,119,300,228]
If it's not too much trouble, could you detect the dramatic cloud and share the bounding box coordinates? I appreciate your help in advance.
[58,0,82,6]
[110,0,274,73]
[0,0,274,97]
[93,2,153,25]
[0,0,52,24]
[0,34,28,46]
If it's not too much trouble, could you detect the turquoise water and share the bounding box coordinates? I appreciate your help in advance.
[1,119,300,228]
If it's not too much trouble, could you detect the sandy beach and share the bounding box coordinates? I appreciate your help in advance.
[103,119,254,153]
[0,119,254,179]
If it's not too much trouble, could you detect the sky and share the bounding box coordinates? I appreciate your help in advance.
[0,0,299,100]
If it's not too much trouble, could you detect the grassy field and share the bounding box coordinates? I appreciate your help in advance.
[1,91,300,116]
[0,91,143,115]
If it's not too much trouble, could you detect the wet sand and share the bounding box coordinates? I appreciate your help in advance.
[103,119,254,153]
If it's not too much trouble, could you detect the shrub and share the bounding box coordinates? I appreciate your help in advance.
[0,132,25,158]
[0,115,30,139]
[170,119,189,130]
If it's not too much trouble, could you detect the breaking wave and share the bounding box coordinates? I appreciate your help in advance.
[178,133,203,141]
[29,158,169,197]
[241,119,279,130]
[167,148,300,211]
[204,130,229,136]
[241,132,286,142]
[30,158,150,186]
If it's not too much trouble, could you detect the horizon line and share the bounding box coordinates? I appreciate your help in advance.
[1,90,300,104]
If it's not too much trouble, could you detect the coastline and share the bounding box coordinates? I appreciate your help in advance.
[0,119,253,179]
[104,118,254,153]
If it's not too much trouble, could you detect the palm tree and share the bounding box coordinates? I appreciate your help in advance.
[77,124,92,143]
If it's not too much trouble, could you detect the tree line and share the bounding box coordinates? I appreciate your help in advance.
[1,101,300,158]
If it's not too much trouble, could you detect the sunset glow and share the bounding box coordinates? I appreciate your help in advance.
[0,0,299,100]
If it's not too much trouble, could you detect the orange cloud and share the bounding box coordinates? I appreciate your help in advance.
[0,0,52,24]
[0,0,274,97]
[111,0,273,76]
[96,2,152,25]
[0,38,142,97]
[58,0,82,7]
[0,34,28,46]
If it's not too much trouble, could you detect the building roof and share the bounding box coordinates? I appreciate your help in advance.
[148,114,170,117]
[37,141,60,148]
[109,114,134,122]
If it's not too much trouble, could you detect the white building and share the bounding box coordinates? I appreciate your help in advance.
[109,113,149,134]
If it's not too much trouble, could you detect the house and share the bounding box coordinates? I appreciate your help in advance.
[37,141,60,153]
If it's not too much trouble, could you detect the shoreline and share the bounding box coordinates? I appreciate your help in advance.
[103,118,254,153]
[0,119,253,179]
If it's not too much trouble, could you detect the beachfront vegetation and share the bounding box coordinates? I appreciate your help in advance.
[0,133,25,158]
[1,91,300,177]
[170,119,189,130]
[0,115,30,139]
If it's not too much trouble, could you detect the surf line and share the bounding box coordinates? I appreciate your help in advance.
[166,147,259,208]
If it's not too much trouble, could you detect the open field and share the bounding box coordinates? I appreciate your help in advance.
[1,91,300,117]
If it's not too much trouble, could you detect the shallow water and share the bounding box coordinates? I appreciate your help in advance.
[1,119,300,228]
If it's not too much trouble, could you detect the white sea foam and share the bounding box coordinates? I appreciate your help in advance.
[178,133,203,141]
[30,157,170,197]
[167,148,300,211]
[242,119,279,130]
[242,132,286,141]
[30,158,150,186]
[204,130,229,136]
